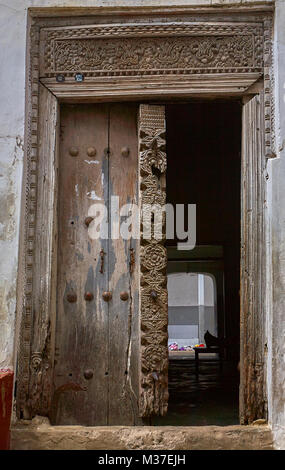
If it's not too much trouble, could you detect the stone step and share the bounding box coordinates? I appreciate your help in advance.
[11,416,273,450]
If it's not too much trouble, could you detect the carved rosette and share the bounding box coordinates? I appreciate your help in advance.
[138,105,168,417]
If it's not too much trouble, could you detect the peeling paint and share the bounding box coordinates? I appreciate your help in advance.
[84,160,99,165]
[0,137,22,242]
[75,251,84,261]
[86,190,101,200]
[0,135,22,369]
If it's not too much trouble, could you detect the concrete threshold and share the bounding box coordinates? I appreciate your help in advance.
[11,416,273,450]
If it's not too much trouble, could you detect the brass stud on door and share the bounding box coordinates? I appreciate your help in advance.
[69,147,79,157]
[87,147,96,157]
[121,146,130,157]
[84,369,93,380]
[67,293,77,303]
[120,291,129,301]
[102,291,112,302]
[84,216,94,227]
[84,292,94,301]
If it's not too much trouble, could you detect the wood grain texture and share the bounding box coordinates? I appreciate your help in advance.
[108,104,141,425]
[52,103,142,425]
[41,74,261,101]
[52,104,109,425]
[240,93,267,424]
[28,84,59,417]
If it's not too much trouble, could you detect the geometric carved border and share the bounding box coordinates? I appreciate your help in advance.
[16,11,275,419]
[263,17,275,158]
[17,23,41,418]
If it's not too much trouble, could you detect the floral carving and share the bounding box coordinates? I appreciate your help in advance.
[141,270,166,288]
[45,35,262,77]
[139,105,168,417]
[141,318,168,334]
[141,302,168,323]
[141,244,167,272]
[139,131,167,175]
[141,344,168,372]
[30,352,42,371]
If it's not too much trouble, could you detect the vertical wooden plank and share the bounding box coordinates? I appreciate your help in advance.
[240,94,267,424]
[108,103,141,424]
[51,104,109,425]
[138,105,169,417]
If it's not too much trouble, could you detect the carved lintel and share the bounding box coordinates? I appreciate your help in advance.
[39,20,274,159]
[41,23,264,78]
[41,23,264,74]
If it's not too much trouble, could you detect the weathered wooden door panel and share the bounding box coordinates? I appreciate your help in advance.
[52,103,143,425]
[52,104,109,425]
[108,104,140,424]
[240,94,267,423]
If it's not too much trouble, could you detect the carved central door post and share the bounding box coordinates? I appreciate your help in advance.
[138,105,169,416]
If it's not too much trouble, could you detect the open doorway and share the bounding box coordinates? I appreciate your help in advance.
[153,100,241,426]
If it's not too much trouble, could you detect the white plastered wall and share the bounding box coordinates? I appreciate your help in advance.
[267,0,285,450]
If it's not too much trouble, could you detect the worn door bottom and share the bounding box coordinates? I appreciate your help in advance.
[11,416,273,450]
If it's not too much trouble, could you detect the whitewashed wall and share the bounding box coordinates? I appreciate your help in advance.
[168,272,216,346]
[0,0,283,448]
[268,0,285,449]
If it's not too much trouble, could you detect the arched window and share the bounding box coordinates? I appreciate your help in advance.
[168,272,217,351]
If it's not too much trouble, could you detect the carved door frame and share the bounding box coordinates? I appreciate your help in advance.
[16,6,275,424]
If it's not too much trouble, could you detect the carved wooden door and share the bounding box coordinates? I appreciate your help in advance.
[51,103,168,425]
[52,103,140,425]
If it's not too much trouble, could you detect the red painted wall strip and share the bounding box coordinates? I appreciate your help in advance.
[0,370,14,450]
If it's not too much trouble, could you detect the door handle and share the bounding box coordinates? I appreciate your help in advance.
[129,248,135,274]
[100,249,105,274]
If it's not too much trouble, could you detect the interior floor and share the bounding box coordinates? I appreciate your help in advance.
[153,355,239,426]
